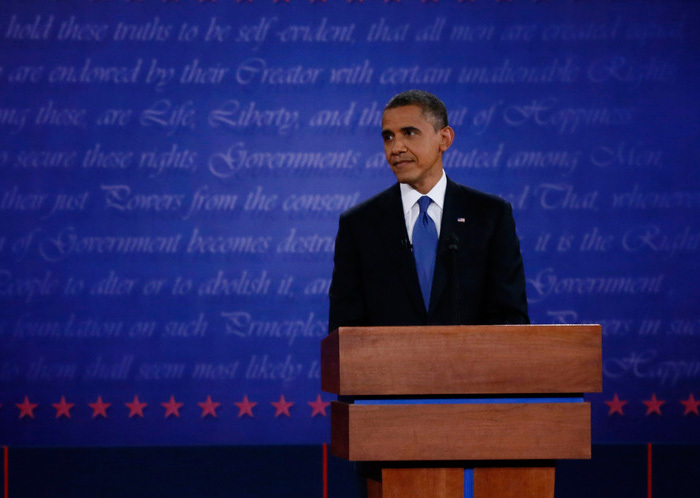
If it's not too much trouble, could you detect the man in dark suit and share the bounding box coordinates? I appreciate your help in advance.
[329,90,529,331]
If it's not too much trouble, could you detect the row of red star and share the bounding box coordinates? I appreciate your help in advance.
[6,394,331,420]
[605,393,700,416]
[8,394,698,419]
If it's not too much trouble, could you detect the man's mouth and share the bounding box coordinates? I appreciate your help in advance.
[392,159,413,168]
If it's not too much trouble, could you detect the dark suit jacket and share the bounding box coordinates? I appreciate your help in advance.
[328,177,529,331]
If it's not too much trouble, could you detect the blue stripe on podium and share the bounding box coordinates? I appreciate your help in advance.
[464,468,474,498]
[353,397,584,405]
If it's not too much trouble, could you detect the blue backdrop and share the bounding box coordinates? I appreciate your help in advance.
[0,0,698,446]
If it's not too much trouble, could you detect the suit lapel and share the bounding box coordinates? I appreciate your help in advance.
[377,184,426,315]
[429,178,474,316]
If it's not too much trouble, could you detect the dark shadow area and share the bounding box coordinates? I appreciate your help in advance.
[4,444,699,497]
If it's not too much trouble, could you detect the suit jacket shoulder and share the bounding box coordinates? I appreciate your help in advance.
[445,179,511,219]
[339,183,401,224]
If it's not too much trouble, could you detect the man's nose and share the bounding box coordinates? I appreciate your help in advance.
[390,137,407,154]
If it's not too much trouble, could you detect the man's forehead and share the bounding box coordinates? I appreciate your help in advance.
[381,105,433,129]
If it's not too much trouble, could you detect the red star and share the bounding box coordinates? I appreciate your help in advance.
[271,395,294,417]
[198,395,221,418]
[52,396,75,419]
[643,393,665,416]
[161,396,184,418]
[604,393,627,415]
[89,396,111,418]
[16,396,38,419]
[680,394,700,416]
[234,395,257,418]
[308,395,330,417]
[125,395,147,418]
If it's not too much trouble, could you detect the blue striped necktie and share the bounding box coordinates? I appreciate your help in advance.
[412,196,438,310]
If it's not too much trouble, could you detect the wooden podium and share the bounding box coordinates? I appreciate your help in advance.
[321,325,602,498]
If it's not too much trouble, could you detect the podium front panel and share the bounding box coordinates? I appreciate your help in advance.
[322,325,602,395]
[330,401,591,461]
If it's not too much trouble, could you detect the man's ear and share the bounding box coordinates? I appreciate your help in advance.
[439,126,455,152]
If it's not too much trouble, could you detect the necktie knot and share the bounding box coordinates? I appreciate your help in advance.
[418,196,432,214]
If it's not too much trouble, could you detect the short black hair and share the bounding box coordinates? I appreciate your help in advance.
[384,90,449,130]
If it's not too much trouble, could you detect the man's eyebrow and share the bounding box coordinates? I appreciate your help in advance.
[381,126,420,138]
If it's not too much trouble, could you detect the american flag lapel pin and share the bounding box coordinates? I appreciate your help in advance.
[457,217,466,223]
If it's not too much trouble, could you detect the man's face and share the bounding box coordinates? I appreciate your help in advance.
[381,105,454,194]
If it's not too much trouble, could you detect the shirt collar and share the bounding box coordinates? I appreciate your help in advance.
[400,170,447,215]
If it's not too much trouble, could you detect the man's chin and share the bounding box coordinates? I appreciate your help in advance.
[390,170,413,185]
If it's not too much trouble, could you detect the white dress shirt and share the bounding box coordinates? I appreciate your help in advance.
[400,170,446,243]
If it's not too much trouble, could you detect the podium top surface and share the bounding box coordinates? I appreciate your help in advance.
[321,324,602,396]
